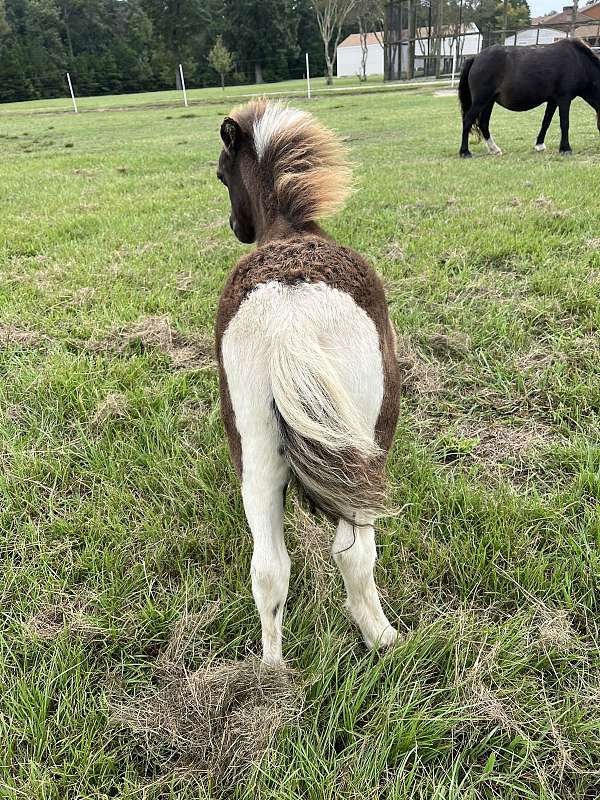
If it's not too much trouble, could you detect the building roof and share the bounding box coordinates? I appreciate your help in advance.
[338,32,383,48]
[542,6,592,24]
[582,1,600,18]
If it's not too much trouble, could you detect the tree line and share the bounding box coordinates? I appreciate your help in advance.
[0,0,530,104]
[0,0,333,102]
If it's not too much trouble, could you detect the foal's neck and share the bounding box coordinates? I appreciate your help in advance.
[257,216,327,246]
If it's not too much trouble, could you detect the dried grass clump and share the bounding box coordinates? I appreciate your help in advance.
[535,608,577,652]
[456,419,553,467]
[111,657,300,786]
[89,392,128,431]
[90,316,215,370]
[25,597,104,643]
[396,337,443,397]
[157,603,222,674]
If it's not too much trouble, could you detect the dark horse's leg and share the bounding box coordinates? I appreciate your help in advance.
[558,98,573,154]
[478,102,502,155]
[535,101,557,151]
[460,98,493,158]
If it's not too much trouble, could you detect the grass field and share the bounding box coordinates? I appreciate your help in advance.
[1,83,600,799]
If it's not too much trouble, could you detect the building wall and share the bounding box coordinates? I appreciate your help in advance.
[336,43,384,77]
[504,27,567,45]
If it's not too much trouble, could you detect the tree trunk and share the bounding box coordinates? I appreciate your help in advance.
[325,57,334,85]
[255,61,263,84]
[221,73,225,89]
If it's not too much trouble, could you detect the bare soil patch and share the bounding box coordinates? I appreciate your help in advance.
[89,315,216,370]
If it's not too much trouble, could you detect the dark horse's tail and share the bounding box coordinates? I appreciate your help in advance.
[458,56,481,138]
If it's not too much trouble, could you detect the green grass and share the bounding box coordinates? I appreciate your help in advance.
[0,73,397,115]
[1,84,600,799]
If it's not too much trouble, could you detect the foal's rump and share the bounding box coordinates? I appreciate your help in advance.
[222,278,387,520]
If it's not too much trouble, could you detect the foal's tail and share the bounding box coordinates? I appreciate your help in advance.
[458,56,481,138]
[270,332,386,522]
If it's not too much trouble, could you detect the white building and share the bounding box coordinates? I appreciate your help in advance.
[337,25,483,79]
[503,27,566,46]
[336,32,384,78]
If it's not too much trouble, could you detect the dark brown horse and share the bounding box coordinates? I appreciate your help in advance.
[459,39,600,157]
[215,101,400,663]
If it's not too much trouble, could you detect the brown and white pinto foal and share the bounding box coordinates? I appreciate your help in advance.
[215,100,400,664]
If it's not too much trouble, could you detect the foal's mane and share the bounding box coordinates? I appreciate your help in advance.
[230,99,352,226]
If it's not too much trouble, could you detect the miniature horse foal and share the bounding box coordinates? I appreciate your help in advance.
[215,101,399,663]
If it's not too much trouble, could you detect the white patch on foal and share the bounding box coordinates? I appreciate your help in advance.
[221,280,396,662]
[485,136,502,155]
[535,143,547,152]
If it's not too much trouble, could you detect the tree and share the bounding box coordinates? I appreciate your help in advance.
[208,34,233,88]
[311,0,358,85]
[353,0,383,81]
[223,0,298,84]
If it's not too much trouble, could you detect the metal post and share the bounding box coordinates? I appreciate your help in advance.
[178,63,188,107]
[66,72,78,113]
[306,52,311,99]
[451,49,457,87]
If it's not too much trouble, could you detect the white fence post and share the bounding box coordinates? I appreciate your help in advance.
[306,52,311,99]
[178,63,188,107]
[451,50,457,88]
[66,72,78,113]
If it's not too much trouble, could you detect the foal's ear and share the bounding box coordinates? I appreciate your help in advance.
[220,117,242,153]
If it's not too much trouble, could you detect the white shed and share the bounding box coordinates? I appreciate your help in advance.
[504,27,567,46]
[336,32,384,78]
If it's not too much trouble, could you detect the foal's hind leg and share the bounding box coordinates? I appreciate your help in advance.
[333,513,397,650]
[478,102,502,155]
[222,326,291,665]
[535,101,557,151]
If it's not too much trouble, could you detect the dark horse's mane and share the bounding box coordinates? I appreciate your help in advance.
[571,39,600,69]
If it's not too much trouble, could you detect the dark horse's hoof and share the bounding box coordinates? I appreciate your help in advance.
[559,149,573,156]
[460,151,472,159]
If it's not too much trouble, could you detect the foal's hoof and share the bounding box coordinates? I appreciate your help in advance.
[534,143,546,152]
[559,149,573,156]
[367,625,398,651]
[460,151,472,159]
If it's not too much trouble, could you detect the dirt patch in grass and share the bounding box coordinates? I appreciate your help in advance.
[0,323,46,349]
[89,315,216,370]
[25,595,105,643]
[396,336,444,397]
[111,657,300,788]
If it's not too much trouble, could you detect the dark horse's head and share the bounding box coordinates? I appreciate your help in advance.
[217,101,351,245]
[217,117,256,244]
[575,40,600,133]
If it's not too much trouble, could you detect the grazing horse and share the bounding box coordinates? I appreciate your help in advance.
[458,39,600,158]
[215,100,400,664]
